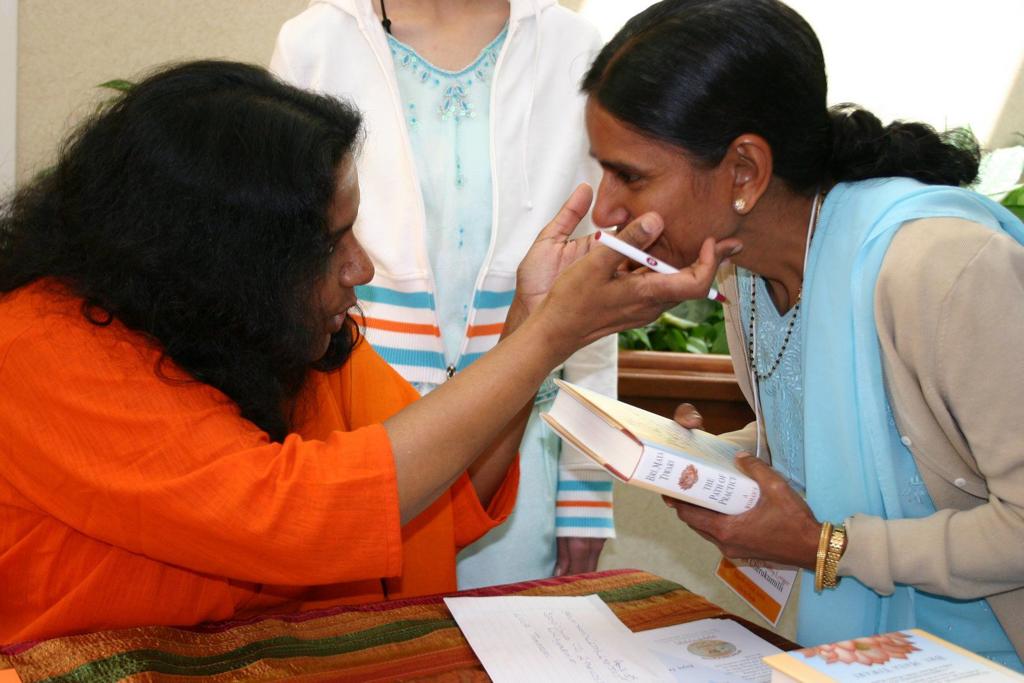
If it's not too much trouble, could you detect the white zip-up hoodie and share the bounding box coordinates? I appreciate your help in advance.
[271,0,617,538]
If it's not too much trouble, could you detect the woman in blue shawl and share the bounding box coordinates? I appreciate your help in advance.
[581,0,1024,671]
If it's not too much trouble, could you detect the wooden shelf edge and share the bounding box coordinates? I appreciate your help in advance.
[616,350,753,423]
[618,350,735,374]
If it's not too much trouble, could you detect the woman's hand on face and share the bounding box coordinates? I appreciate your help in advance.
[532,209,742,355]
[514,184,597,315]
[515,183,742,319]
[663,453,822,569]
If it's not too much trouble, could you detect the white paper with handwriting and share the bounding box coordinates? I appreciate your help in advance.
[445,595,674,682]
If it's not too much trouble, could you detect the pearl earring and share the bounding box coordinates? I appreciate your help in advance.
[733,198,747,213]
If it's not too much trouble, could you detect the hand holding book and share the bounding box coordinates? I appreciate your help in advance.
[655,400,823,569]
[664,450,822,571]
[543,381,761,515]
[544,380,824,566]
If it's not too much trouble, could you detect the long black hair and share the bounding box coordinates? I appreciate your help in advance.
[582,0,979,193]
[0,60,364,441]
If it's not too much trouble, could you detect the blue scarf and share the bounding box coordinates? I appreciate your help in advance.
[798,177,1024,645]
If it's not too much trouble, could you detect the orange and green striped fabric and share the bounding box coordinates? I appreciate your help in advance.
[0,569,795,682]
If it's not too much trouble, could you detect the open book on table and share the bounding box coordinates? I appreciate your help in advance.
[541,379,759,515]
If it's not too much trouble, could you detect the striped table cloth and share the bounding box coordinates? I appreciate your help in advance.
[0,569,796,682]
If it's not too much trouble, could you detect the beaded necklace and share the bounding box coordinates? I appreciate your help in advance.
[747,191,823,382]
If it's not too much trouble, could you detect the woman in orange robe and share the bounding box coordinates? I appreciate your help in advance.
[0,60,737,645]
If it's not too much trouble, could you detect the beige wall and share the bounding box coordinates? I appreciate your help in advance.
[1,1,15,195]
[14,0,589,185]
[16,0,307,183]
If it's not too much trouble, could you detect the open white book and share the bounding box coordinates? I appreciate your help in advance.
[541,379,759,515]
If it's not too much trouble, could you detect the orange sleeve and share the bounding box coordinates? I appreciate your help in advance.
[341,339,423,428]
[450,460,520,550]
[341,339,521,549]
[0,317,403,587]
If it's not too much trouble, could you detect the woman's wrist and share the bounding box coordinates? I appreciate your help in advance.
[501,295,531,340]
[814,521,848,592]
[520,302,581,369]
[506,289,583,363]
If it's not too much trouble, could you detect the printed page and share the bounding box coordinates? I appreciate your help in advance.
[637,618,781,682]
[716,558,797,626]
[445,595,674,683]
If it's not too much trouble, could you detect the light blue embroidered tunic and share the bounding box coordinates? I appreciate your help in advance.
[387,28,573,589]
[736,271,806,494]
[388,28,507,372]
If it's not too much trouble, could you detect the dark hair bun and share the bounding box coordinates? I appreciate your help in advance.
[829,103,980,187]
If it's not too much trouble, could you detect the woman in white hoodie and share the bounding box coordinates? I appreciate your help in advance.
[271,0,618,588]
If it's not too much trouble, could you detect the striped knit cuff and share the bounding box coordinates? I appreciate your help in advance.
[555,467,616,538]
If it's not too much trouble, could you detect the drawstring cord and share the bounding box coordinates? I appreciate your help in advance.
[520,0,540,210]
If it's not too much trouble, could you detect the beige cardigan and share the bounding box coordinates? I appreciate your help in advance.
[718,217,1024,657]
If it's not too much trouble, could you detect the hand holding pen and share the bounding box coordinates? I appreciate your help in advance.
[593,230,729,303]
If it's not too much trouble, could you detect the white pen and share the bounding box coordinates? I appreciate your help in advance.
[593,230,729,304]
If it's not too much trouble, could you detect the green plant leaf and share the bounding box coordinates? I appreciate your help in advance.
[710,332,730,355]
[658,311,698,330]
[645,327,665,351]
[635,328,653,350]
[669,298,718,324]
[617,299,730,355]
[662,327,686,352]
[1002,185,1024,220]
[646,328,664,351]
[685,337,709,354]
[691,323,715,340]
[97,79,135,92]
[618,327,652,351]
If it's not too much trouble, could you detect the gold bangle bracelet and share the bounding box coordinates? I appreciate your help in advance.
[814,521,833,593]
[822,524,847,589]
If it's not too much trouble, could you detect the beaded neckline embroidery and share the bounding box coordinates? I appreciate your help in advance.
[387,27,506,122]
